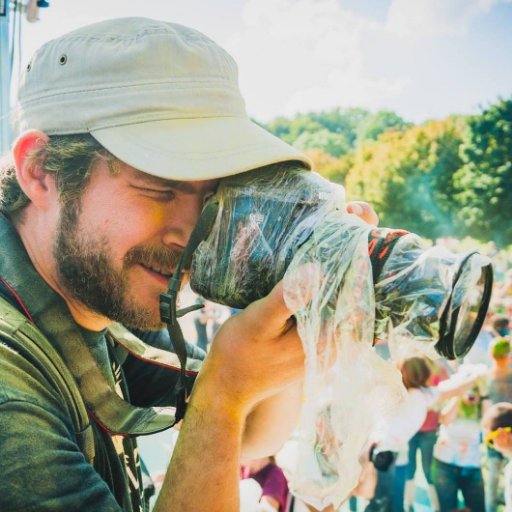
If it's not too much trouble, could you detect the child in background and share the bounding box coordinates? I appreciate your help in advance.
[432,383,490,512]
[482,402,512,512]
[485,338,512,512]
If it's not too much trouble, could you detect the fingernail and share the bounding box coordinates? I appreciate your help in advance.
[350,204,362,215]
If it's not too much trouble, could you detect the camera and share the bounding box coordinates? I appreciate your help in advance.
[369,445,396,472]
[189,164,493,360]
[161,163,494,506]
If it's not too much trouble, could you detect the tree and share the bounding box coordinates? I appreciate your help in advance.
[356,110,411,144]
[308,107,370,146]
[343,118,466,240]
[264,115,323,144]
[302,149,349,181]
[264,107,371,149]
[453,98,512,247]
[293,129,350,157]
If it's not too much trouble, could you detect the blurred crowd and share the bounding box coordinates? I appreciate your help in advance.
[236,242,512,512]
[190,242,512,512]
[240,340,511,512]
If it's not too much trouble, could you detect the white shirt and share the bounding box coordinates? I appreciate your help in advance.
[378,387,440,466]
[433,417,482,467]
[505,460,512,512]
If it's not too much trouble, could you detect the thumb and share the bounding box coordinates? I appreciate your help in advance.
[347,200,379,226]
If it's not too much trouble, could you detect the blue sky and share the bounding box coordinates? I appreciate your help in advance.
[12,0,512,124]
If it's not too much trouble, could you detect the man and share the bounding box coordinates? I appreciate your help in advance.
[0,17,376,512]
[482,402,512,512]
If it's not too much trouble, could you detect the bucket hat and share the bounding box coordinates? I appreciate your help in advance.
[15,17,310,180]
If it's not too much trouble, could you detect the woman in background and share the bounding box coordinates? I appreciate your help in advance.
[365,357,481,512]
[404,358,450,511]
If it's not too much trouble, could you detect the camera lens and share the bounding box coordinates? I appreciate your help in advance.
[436,253,493,359]
[190,167,493,361]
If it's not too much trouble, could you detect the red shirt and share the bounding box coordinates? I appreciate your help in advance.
[241,463,289,511]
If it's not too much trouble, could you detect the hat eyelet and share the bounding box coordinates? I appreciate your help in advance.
[59,54,68,65]
[26,62,32,71]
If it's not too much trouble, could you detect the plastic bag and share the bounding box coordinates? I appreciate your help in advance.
[190,164,491,508]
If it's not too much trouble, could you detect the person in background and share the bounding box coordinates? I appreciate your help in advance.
[485,338,512,512]
[365,357,483,512]
[482,402,512,512]
[241,456,289,511]
[464,313,496,367]
[193,299,224,352]
[404,358,450,511]
[493,315,511,339]
[432,382,490,512]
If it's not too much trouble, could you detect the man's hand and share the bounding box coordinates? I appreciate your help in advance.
[195,281,304,417]
[346,201,379,226]
[156,282,304,512]
[156,200,379,511]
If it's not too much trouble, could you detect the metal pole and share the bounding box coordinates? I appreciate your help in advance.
[0,0,12,154]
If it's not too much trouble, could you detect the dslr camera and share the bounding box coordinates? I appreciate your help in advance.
[188,164,493,359]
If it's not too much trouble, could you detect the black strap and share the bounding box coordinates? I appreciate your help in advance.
[160,199,220,422]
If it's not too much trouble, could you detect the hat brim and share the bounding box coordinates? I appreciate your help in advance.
[91,117,311,181]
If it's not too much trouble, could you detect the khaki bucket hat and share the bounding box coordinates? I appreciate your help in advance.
[14,17,311,180]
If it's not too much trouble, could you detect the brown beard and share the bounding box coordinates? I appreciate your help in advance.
[54,199,183,330]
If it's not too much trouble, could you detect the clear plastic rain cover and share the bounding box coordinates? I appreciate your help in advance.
[190,164,491,509]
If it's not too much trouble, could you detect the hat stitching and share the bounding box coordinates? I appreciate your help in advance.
[86,113,248,130]
[19,80,240,104]
[109,137,286,158]
[41,25,218,45]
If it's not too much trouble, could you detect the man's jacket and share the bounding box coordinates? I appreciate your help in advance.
[0,214,203,511]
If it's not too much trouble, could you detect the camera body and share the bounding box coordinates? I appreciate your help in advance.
[369,445,397,472]
[181,164,494,506]
[190,165,492,359]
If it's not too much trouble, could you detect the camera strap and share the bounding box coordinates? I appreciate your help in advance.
[367,228,409,283]
[160,199,220,423]
[0,214,204,439]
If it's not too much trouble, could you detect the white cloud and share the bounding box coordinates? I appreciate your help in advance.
[224,0,409,120]
[386,0,510,38]
[282,74,409,118]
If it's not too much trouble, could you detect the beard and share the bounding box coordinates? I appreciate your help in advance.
[54,200,183,330]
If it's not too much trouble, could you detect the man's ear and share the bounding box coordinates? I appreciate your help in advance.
[12,130,55,209]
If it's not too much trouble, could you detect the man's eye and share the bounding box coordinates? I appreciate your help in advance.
[138,187,176,200]
[203,191,215,205]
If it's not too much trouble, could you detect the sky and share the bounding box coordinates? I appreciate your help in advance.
[9,0,512,125]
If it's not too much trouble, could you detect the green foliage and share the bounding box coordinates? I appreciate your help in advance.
[263,107,410,163]
[262,97,511,244]
[343,118,466,239]
[264,115,323,144]
[293,129,350,158]
[356,110,412,144]
[264,107,373,148]
[452,98,512,248]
